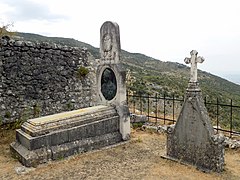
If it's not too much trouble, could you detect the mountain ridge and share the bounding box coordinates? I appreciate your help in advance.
[15,32,240,104]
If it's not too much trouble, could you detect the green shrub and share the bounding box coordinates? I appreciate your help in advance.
[66,102,74,110]
[4,112,11,118]
[19,107,32,123]
[12,119,23,129]
[132,122,144,129]
[77,66,89,78]
[33,104,41,117]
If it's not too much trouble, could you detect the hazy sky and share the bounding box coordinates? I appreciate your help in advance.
[1,0,240,82]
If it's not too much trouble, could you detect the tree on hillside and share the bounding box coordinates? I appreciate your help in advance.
[0,22,15,38]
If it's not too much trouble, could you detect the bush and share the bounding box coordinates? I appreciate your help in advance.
[4,112,11,118]
[33,104,41,118]
[77,66,89,78]
[132,122,144,129]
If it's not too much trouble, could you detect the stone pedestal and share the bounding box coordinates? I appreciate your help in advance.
[165,83,225,172]
[10,105,122,167]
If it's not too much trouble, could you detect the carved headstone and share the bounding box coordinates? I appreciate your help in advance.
[97,21,130,140]
[164,50,225,172]
[100,21,120,63]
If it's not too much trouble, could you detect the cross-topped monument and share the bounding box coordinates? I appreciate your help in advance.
[163,50,225,172]
[184,50,204,83]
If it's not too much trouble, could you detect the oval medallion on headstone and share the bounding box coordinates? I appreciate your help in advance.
[101,68,117,100]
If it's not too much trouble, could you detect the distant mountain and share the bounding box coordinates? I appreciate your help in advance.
[15,32,240,104]
[15,32,100,58]
[221,74,240,85]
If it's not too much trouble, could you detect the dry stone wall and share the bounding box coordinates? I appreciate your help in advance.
[0,37,97,124]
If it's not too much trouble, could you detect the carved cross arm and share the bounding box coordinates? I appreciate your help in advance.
[196,56,205,63]
[184,57,191,64]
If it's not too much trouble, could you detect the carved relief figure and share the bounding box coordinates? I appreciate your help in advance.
[102,33,113,60]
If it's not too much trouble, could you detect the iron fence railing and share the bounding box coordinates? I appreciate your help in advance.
[127,92,240,137]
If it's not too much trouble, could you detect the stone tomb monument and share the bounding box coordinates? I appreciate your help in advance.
[10,21,130,167]
[97,21,130,140]
[164,50,225,172]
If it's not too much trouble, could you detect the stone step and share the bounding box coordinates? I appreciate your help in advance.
[21,105,118,137]
[16,115,120,151]
[10,131,122,167]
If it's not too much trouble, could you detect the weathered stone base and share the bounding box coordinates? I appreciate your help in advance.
[161,154,215,173]
[166,84,225,172]
[10,132,122,167]
[166,139,225,172]
[10,105,124,167]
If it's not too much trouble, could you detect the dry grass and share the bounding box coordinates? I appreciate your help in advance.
[0,127,240,180]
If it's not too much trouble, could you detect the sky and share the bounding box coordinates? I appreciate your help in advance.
[0,0,240,84]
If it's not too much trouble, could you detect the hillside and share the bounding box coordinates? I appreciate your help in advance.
[15,32,240,104]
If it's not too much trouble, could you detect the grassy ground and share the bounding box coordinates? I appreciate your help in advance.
[0,126,240,180]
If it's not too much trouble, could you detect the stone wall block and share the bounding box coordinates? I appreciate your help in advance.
[0,37,97,123]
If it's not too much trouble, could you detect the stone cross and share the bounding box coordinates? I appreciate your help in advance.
[184,50,204,82]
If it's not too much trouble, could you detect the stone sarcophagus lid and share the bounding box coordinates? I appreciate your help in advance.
[10,105,122,167]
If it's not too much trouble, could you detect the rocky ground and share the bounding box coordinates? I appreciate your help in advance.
[0,128,240,180]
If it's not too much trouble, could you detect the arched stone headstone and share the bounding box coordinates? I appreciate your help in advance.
[97,21,130,140]
[100,21,120,63]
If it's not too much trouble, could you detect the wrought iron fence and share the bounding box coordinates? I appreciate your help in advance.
[127,92,240,137]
